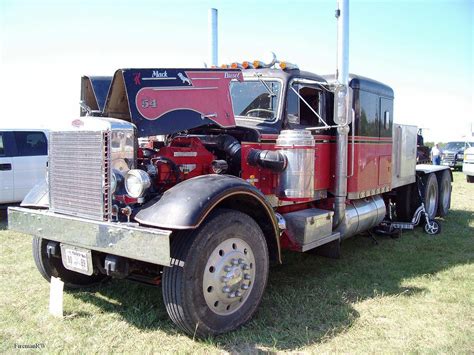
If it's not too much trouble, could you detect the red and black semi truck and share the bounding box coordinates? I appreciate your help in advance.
[8,1,451,337]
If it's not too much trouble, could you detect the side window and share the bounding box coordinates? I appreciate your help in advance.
[358,91,379,137]
[286,84,324,128]
[13,131,47,156]
[0,133,4,156]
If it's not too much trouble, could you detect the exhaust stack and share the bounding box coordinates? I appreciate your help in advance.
[208,8,218,67]
[333,0,350,228]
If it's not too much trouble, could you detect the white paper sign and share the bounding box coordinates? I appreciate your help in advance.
[49,277,64,318]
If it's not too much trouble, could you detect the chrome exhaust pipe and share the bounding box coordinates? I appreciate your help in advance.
[333,0,350,228]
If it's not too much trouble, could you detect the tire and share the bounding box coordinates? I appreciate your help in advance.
[33,237,107,289]
[467,175,474,183]
[424,220,441,235]
[395,183,418,222]
[162,209,269,338]
[437,170,451,217]
[422,173,438,221]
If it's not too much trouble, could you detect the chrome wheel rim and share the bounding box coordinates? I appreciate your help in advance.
[427,183,437,217]
[203,238,255,315]
[425,221,439,234]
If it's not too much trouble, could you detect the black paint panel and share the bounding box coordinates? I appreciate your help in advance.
[134,174,275,230]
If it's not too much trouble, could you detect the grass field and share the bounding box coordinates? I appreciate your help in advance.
[0,172,473,353]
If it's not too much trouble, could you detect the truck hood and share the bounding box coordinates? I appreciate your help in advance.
[102,68,242,137]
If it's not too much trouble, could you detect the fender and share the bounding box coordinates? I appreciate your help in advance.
[20,179,49,208]
[134,174,281,261]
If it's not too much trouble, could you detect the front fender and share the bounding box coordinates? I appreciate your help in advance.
[135,174,276,230]
[21,179,49,208]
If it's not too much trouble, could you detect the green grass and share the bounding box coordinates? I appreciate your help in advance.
[0,172,473,353]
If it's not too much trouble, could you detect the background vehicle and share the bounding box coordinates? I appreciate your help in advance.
[0,129,48,207]
[463,146,474,182]
[7,0,452,337]
[441,141,474,170]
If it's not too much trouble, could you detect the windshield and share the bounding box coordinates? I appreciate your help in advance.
[444,142,465,151]
[230,80,281,121]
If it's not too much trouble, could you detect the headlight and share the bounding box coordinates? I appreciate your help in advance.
[125,169,151,198]
[111,171,117,194]
[110,169,124,195]
[456,153,463,160]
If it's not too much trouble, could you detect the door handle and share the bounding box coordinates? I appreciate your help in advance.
[0,163,12,171]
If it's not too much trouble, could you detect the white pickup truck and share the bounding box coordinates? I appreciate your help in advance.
[463,146,474,183]
[0,129,48,206]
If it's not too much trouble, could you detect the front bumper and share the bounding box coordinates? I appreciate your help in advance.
[8,207,171,266]
[441,160,462,168]
[463,162,474,176]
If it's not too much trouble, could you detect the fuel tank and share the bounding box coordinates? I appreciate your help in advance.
[336,195,386,240]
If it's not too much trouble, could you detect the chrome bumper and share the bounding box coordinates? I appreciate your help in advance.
[8,207,171,266]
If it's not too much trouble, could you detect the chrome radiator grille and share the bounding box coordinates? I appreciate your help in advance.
[49,131,110,221]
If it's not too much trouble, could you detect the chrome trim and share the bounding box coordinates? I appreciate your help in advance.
[8,207,171,266]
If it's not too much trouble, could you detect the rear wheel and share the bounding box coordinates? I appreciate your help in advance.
[162,209,269,338]
[33,237,107,289]
[422,173,438,221]
[437,170,451,217]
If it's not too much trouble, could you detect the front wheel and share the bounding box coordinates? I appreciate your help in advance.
[162,209,269,337]
[424,220,441,235]
[32,237,108,289]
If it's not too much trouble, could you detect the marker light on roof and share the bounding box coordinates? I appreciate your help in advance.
[220,64,229,69]
[231,62,243,69]
[242,61,254,69]
[279,61,299,70]
[253,60,265,69]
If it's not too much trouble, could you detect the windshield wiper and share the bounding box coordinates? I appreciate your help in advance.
[254,73,276,97]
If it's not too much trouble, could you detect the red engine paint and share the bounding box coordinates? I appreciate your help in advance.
[153,137,215,187]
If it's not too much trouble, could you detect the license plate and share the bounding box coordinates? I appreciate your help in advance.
[60,244,93,276]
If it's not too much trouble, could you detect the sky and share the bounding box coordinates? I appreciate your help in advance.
[0,0,472,142]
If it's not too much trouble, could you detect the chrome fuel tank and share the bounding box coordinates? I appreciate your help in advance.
[276,130,315,200]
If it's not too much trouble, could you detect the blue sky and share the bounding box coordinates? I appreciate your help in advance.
[0,0,472,142]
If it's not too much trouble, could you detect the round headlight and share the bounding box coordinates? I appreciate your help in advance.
[125,169,151,198]
[111,171,117,194]
[110,170,124,195]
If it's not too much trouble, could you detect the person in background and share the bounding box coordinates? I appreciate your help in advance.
[431,143,442,165]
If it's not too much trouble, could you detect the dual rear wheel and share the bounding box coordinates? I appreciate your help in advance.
[396,170,451,222]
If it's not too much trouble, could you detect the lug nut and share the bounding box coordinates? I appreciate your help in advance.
[221,276,230,283]
[242,264,250,270]
[244,274,251,280]
[238,258,245,264]
[235,291,242,297]
[231,258,239,265]
[241,284,249,290]
[222,286,231,293]
[229,292,236,298]
[224,265,232,272]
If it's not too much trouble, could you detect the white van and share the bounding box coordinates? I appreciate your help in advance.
[0,129,48,206]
